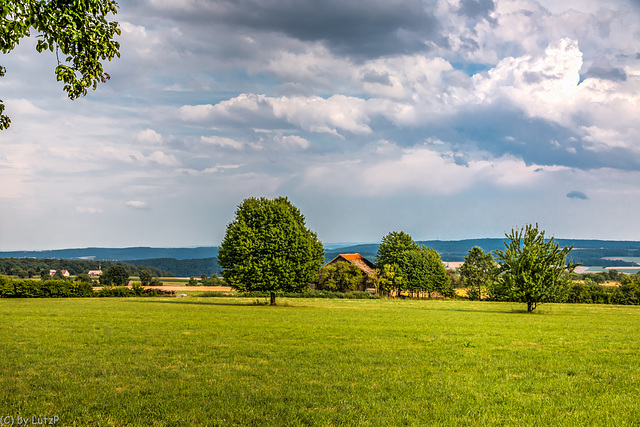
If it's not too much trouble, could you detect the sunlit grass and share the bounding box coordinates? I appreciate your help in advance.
[1,298,639,425]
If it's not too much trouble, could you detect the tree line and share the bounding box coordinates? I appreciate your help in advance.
[0,258,171,279]
[218,197,640,311]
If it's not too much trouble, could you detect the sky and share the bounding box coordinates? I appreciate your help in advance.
[2,0,640,250]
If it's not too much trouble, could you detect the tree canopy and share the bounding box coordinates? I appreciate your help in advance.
[493,224,579,312]
[317,261,364,292]
[459,246,498,300]
[399,246,453,298]
[375,231,419,269]
[100,265,129,287]
[1,0,121,129]
[217,197,324,305]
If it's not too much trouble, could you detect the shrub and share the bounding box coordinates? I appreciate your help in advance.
[96,286,134,297]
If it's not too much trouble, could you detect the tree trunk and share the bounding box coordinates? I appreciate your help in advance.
[527,301,535,312]
[270,291,276,306]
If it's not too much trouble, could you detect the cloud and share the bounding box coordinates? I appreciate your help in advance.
[76,207,103,214]
[126,200,149,210]
[136,128,163,144]
[200,136,243,150]
[146,0,441,59]
[457,0,496,20]
[180,93,374,137]
[566,190,588,200]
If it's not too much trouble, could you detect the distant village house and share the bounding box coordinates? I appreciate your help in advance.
[50,269,70,277]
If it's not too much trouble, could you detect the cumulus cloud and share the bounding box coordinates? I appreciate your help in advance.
[180,93,374,137]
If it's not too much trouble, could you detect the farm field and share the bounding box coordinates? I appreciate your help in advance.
[1,298,640,426]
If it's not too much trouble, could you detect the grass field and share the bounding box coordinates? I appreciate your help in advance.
[1,297,640,426]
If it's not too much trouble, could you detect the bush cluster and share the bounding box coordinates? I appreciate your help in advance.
[0,278,93,298]
[565,278,640,305]
[0,276,177,298]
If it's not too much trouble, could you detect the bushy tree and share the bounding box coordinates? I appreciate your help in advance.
[1,0,121,129]
[218,197,324,305]
[100,265,129,287]
[318,261,364,292]
[494,224,579,312]
[374,264,403,296]
[459,247,498,300]
[400,246,453,298]
[375,231,419,269]
[139,270,152,287]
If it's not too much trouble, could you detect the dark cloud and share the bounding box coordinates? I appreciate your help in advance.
[361,70,392,85]
[457,0,495,20]
[566,191,588,200]
[412,106,640,171]
[584,66,627,82]
[146,0,441,59]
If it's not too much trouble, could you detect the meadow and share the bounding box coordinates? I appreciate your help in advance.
[1,297,639,426]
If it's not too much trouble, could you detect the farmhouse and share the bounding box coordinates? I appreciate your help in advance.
[318,253,376,291]
[49,269,70,277]
[324,253,375,276]
[87,270,103,277]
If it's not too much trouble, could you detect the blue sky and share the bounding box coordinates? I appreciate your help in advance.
[1,0,640,250]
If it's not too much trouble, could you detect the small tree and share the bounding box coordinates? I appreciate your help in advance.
[318,261,364,292]
[399,246,451,298]
[494,224,579,312]
[100,265,130,287]
[459,247,498,300]
[218,197,324,305]
[374,264,403,296]
[139,270,153,287]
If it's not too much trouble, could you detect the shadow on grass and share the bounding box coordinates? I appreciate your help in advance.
[122,298,294,308]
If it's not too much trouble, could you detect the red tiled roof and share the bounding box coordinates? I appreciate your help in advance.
[340,253,365,261]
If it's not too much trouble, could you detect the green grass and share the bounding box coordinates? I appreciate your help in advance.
[1,298,640,426]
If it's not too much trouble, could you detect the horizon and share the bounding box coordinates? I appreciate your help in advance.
[3,235,640,254]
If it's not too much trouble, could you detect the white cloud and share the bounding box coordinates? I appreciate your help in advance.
[181,93,373,137]
[300,143,567,197]
[136,128,163,144]
[148,150,180,166]
[473,38,583,124]
[126,200,148,210]
[279,135,310,149]
[200,135,243,149]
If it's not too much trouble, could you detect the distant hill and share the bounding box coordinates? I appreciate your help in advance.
[0,246,218,261]
[325,239,640,267]
[2,239,639,276]
[126,258,220,277]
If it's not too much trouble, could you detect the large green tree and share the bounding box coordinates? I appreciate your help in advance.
[218,197,324,305]
[493,224,579,312]
[1,0,121,129]
[459,246,498,301]
[375,231,419,269]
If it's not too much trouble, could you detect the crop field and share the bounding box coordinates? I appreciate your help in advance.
[1,297,640,426]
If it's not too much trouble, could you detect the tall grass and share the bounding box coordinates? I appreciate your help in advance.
[1,298,639,425]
